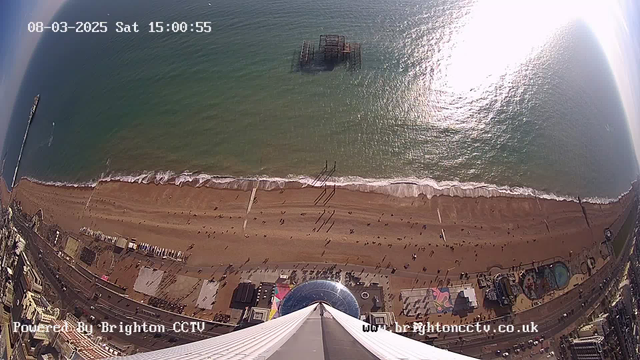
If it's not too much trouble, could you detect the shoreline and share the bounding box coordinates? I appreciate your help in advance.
[15,170,634,204]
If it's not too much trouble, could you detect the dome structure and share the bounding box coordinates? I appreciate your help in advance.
[279,280,360,318]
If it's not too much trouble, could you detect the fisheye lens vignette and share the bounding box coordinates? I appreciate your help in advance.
[0,0,639,359]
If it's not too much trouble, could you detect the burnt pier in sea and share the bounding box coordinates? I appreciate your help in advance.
[294,35,361,72]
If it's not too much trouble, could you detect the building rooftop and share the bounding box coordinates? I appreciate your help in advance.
[578,324,596,337]
[233,282,256,304]
[571,335,605,344]
[32,293,49,309]
[369,312,396,327]
[247,307,271,324]
[23,291,57,318]
[458,287,478,308]
[50,320,112,359]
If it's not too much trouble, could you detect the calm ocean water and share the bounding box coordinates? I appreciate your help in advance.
[3,0,637,198]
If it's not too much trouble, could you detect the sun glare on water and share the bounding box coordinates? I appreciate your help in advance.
[443,0,585,93]
[416,0,638,140]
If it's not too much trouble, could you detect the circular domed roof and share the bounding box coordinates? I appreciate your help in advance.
[279,280,360,318]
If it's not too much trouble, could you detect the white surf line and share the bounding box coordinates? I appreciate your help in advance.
[243,186,258,231]
[437,208,442,224]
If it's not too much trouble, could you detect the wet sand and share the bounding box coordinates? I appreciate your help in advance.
[12,178,634,276]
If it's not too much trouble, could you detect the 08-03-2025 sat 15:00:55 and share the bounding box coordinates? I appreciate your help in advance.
[27,21,213,33]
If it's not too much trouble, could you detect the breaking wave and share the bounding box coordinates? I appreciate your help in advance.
[21,170,630,204]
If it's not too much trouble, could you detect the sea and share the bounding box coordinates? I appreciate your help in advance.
[3,0,638,201]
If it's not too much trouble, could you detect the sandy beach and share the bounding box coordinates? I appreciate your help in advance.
[12,178,634,276]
